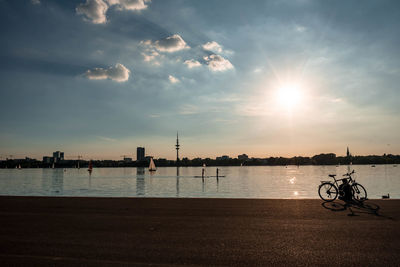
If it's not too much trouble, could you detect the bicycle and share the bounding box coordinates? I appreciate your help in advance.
[318,170,367,202]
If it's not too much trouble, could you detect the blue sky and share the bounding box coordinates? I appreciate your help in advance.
[0,0,399,160]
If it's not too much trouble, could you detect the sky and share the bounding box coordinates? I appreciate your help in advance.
[0,0,400,160]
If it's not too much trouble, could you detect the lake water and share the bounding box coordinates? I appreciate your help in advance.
[0,165,399,199]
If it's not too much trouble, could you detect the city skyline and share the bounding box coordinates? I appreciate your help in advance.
[1,1,400,159]
[0,144,391,162]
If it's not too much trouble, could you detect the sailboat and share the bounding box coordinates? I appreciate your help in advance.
[149,157,156,172]
[88,160,93,173]
[52,162,55,169]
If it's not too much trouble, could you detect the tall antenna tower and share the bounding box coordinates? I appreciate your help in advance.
[176,132,180,164]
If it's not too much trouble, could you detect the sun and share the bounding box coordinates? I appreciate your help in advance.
[276,83,302,109]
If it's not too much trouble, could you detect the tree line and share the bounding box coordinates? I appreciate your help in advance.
[1,153,399,168]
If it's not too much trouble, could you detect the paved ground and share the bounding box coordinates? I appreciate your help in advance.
[0,197,399,266]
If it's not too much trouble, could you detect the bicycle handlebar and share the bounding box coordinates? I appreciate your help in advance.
[343,170,355,176]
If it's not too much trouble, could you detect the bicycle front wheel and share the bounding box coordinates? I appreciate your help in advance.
[318,182,338,202]
[352,183,367,201]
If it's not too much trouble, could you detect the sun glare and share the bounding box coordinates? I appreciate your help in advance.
[276,84,302,109]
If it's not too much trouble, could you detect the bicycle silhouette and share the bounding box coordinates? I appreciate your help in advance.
[318,170,367,202]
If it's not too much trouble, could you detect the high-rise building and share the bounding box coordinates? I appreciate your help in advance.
[137,147,145,161]
[52,151,64,163]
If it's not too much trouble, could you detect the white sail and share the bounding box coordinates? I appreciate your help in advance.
[149,158,156,171]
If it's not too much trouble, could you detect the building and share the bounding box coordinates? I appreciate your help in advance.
[42,151,64,164]
[137,147,145,161]
[53,151,64,163]
[43,156,53,164]
[238,154,249,161]
[123,157,132,163]
[216,155,230,161]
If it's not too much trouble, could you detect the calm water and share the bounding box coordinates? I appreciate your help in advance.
[0,165,399,199]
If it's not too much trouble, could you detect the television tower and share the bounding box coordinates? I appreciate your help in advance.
[175,132,180,163]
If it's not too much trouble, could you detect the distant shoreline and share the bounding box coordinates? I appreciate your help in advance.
[1,163,398,169]
[2,153,400,169]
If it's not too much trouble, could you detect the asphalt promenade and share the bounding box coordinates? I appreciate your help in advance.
[0,197,399,266]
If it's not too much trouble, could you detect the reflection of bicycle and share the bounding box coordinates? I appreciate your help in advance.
[318,170,367,202]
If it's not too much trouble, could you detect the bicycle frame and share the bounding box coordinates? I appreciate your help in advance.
[321,171,355,188]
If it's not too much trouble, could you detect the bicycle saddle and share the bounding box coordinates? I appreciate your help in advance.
[328,174,336,177]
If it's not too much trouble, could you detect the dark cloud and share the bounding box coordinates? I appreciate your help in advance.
[76,0,150,24]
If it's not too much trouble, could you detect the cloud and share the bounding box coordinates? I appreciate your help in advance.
[149,114,161,118]
[202,41,223,53]
[168,75,180,84]
[179,104,199,115]
[295,24,307,33]
[184,59,201,68]
[31,0,41,4]
[140,35,189,65]
[202,42,234,71]
[331,98,344,103]
[106,0,150,10]
[150,34,190,52]
[76,0,109,24]
[142,50,160,63]
[203,54,234,72]
[202,41,233,55]
[76,0,150,24]
[85,63,130,82]
[96,136,117,142]
[140,40,162,65]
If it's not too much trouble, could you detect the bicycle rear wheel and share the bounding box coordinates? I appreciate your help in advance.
[318,182,338,202]
[352,183,367,201]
